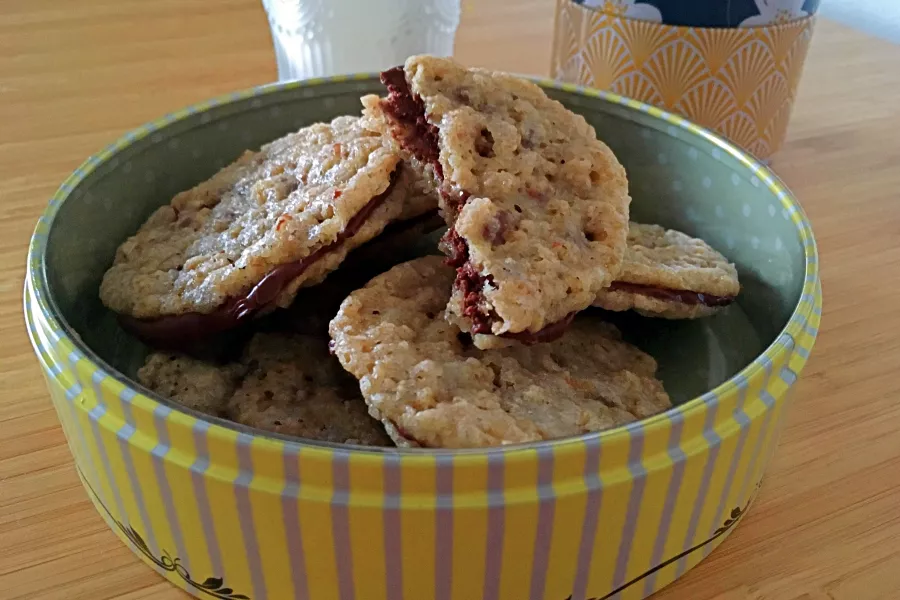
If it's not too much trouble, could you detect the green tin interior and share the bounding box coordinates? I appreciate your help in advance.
[41,78,805,410]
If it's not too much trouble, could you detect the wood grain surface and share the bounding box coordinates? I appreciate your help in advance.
[2,1,899,599]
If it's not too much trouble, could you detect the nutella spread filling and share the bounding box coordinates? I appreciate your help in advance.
[121,170,400,347]
[382,67,569,344]
[500,311,577,345]
[607,281,735,307]
[444,228,492,333]
[381,67,443,180]
[443,228,573,344]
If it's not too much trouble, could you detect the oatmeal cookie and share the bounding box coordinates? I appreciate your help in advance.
[227,333,392,446]
[138,333,391,446]
[365,55,630,348]
[329,257,670,448]
[595,223,740,319]
[101,116,435,347]
[137,353,244,417]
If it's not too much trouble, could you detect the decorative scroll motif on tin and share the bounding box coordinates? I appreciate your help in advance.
[563,482,759,600]
[78,466,250,600]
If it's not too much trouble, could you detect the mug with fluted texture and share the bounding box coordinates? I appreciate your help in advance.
[552,0,816,160]
[261,0,461,81]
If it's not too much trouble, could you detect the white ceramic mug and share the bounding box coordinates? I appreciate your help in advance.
[262,0,461,81]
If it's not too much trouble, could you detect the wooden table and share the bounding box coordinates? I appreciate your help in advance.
[2,1,899,598]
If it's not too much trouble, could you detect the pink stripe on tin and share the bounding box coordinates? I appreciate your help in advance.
[704,375,753,558]
[87,403,129,528]
[434,455,454,600]
[481,454,506,600]
[189,420,225,579]
[331,452,357,600]
[570,436,602,600]
[734,358,777,520]
[642,412,686,597]
[235,433,268,600]
[383,453,404,600]
[675,395,723,577]
[62,379,106,514]
[528,447,556,600]
[282,448,310,600]
[149,404,191,572]
[611,426,648,596]
[116,388,160,556]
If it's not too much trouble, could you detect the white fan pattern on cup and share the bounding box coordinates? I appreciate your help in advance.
[551,0,815,158]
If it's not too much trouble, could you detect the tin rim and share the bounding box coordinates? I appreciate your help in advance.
[25,73,821,456]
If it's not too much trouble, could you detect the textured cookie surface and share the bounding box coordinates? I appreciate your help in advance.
[270,210,444,338]
[138,354,244,417]
[100,116,435,321]
[594,223,740,319]
[227,333,391,445]
[139,333,391,446]
[368,55,630,344]
[329,257,671,448]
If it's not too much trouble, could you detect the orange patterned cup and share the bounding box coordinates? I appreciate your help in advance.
[551,0,815,159]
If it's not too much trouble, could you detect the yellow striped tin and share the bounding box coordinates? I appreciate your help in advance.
[25,75,820,600]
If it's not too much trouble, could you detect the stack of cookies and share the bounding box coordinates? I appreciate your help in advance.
[100,56,740,449]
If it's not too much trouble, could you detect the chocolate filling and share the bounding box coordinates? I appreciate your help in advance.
[607,281,735,307]
[381,67,443,180]
[500,312,577,345]
[120,170,400,348]
[443,227,572,344]
[442,228,490,333]
[443,227,470,269]
[457,261,495,335]
[381,67,469,215]
[381,66,576,345]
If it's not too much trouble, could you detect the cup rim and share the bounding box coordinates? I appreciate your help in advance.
[26,73,821,456]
